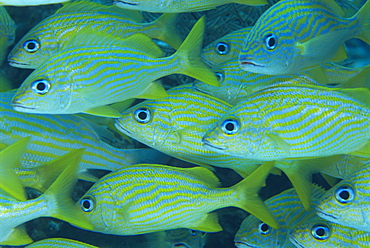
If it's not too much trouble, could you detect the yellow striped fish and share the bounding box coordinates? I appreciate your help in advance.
[235,185,325,248]
[0,0,69,5]
[113,0,268,13]
[0,6,15,65]
[8,1,182,69]
[115,84,261,178]
[239,0,370,75]
[74,162,278,235]
[317,162,370,232]
[194,59,370,105]
[202,84,370,161]
[0,90,169,191]
[290,215,370,247]
[25,238,98,248]
[12,16,219,118]
[201,27,252,66]
[0,148,93,246]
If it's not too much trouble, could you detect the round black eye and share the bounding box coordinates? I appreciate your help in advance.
[335,185,354,204]
[215,72,224,83]
[265,34,277,50]
[191,230,197,236]
[258,222,271,235]
[134,108,151,123]
[221,119,239,135]
[23,39,40,53]
[311,224,330,240]
[80,196,95,212]
[215,42,229,55]
[31,79,50,95]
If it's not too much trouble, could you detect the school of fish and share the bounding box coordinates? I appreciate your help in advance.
[1,0,370,247]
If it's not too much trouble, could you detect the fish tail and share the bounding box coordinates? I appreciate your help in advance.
[233,0,268,6]
[355,0,370,44]
[150,13,183,50]
[42,148,93,231]
[0,137,30,201]
[230,161,279,229]
[173,16,220,87]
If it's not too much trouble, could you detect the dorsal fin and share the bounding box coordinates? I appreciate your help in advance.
[56,0,144,22]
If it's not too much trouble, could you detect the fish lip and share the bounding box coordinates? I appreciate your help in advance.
[114,121,132,135]
[12,103,36,110]
[202,138,226,151]
[114,0,138,5]
[173,243,191,248]
[234,241,257,248]
[239,56,264,67]
[316,209,337,220]
[8,60,31,67]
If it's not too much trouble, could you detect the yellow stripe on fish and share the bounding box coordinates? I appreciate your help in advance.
[239,0,370,75]
[113,0,268,13]
[25,238,98,248]
[115,84,262,178]
[203,84,370,161]
[0,0,69,5]
[74,162,278,235]
[8,1,181,69]
[0,90,168,192]
[12,16,219,117]
[0,148,93,246]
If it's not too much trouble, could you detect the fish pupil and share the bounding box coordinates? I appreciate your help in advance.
[138,111,147,120]
[221,119,239,135]
[265,34,277,50]
[215,42,229,55]
[36,82,46,91]
[27,42,36,50]
[339,190,350,200]
[225,122,234,131]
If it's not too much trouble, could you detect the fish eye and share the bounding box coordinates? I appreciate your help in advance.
[31,79,50,95]
[335,185,354,204]
[134,108,151,124]
[215,42,229,55]
[258,222,271,235]
[264,33,277,50]
[23,39,40,53]
[190,230,197,236]
[215,72,225,83]
[221,119,239,135]
[311,223,330,240]
[80,196,95,212]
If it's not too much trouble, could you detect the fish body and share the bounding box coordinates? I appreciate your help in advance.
[12,16,218,117]
[25,238,98,248]
[113,0,268,13]
[0,0,69,5]
[8,1,181,69]
[75,162,278,235]
[290,215,370,247]
[203,85,370,161]
[115,84,261,178]
[235,186,325,248]
[0,149,93,246]
[317,162,370,232]
[239,0,370,75]
[0,91,168,191]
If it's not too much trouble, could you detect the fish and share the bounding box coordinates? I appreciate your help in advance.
[0,6,15,65]
[113,0,268,13]
[235,185,325,248]
[290,215,370,247]
[202,84,370,161]
[316,161,370,232]
[201,27,252,66]
[8,1,182,69]
[74,162,278,235]
[115,84,263,178]
[0,90,169,192]
[239,0,370,75]
[25,238,98,248]
[12,16,219,117]
[194,59,370,105]
[165,229,207,248]
[0,0,69,5]
[0,148,93,246]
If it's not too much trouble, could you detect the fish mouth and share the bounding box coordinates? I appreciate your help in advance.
[289,236,304,248]
[202,138,226,151]
[239,56,264,67]
[114,0,138,5]
[114,121,132,135]
[8,60,31,68]
[234,241,257,248]
[173,243,191,248]
[12,103,36,110]
[316,209,337,220]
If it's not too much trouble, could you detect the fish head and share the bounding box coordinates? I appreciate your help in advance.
[115,100,173,148]
[316,178,370,231]
[239,20,295,75]
[114,0,148,11]
[235,216,285,248]
[8,28,60,69]
[165,229,207,248]
[12,67,73,114]
[202,103,264,159]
